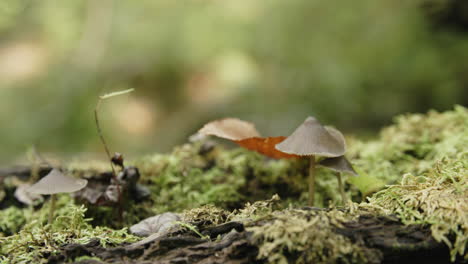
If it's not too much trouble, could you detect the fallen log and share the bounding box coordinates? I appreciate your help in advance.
[47,211,458,264]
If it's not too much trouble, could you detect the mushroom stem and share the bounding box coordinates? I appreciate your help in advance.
[308,156,316,206]
[336,172,346,204]
[48,194,57,224]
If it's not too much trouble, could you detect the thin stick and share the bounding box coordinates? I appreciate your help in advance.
[48,194,56,225]
[94,99,116,178]
[94,88,134,221]
[336,172,346,205]
[94,88,134,177]
[308,156,316,206]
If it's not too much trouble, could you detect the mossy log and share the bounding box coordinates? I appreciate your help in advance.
[46,212,455,264]
[1,106,466,264]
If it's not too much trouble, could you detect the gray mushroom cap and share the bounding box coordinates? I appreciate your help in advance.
[324,126,346,150]
[275,117,346,157]
[15,184,44,205]
[318,156,358,176]
[28,169,88,195]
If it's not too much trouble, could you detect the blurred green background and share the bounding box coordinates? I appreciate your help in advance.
[0,0,467,165]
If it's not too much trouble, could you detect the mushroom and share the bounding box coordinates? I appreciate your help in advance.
[275,117,345,205]
[198,118,261,141]
[28,168,88,224]
[14,184,43,205]
[318,156,357,204]
[317,126,358,204]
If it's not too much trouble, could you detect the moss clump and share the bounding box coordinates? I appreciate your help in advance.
[228,194,282,223]
[135,144,245,211]
[0,206,30,236]
[181,195,376,264]
[349,106,468,261]
[181,204,230,225]
[248,208,370,264]
[181,195,373,264]
[133,142,311,213]
[0,197,138,264]
[365,152,467,261]
[348,105,467,188]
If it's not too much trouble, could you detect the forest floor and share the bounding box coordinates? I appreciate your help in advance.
[0,106,466,264]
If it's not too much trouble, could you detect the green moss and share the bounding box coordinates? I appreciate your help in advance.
[177,106,467,263]
[365,152,467,261]
[248,209,370,264]
[133,143,308,212]
[180,194,370,263]
[65,106,467,225]
[1,106,466,263]
[73,256,103,262]
[0,207,30,236]
[346,106,468,261]
[181,204,230,225]
[228,194,282,223]
[348,105,467,196]
[0,198,138,264]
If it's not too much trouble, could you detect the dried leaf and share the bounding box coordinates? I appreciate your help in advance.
[199,118,299,159]
[235,137,299,159]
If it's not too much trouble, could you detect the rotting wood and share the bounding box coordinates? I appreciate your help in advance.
[46,214,457,264]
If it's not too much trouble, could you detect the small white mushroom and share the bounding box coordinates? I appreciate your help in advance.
[28,169,87,224]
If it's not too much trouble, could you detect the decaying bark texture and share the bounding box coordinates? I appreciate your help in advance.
[47,214,457,264]
[49,225,259,264]
[336,215,453,264]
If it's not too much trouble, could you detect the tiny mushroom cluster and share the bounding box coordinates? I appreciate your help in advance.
[199,116,358,206]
